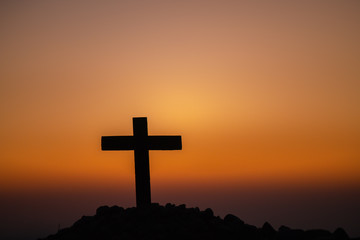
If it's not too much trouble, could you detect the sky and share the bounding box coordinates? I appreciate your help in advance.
[0,1,360,239]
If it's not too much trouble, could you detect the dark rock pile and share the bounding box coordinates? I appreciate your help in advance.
[40,203,353,240]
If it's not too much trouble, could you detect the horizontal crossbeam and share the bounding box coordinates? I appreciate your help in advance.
[102,136,134,150]
[148,136,182,150]
[102,136,182,151]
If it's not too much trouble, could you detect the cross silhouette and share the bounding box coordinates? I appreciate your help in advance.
[101,117,182,208]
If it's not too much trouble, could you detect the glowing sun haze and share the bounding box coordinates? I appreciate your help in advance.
[0,1,359,239]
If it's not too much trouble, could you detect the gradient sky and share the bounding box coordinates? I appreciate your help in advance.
[1,1,360,239]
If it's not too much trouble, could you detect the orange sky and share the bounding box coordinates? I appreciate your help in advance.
[0,1,360,239]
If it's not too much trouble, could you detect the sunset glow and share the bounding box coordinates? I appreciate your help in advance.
[1,1,359,239]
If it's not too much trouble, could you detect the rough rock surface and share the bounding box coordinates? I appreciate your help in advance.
[40,203,353,240]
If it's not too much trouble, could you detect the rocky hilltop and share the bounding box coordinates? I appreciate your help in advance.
[40,203,354,240]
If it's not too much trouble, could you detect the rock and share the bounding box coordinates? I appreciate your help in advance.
[110,205,124,214]
[278,225,304,240]
[334,228,349,240]
[201,208,214,218]
[178,204,186,209]
[261,222,276,239]
[278,225,291,232]
[95,205,110,216]
[305,229,332,239]
[165,203,175,209]
[224,214,244,226]
[39,204,355,240]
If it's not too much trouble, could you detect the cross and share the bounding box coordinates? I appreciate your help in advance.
[101,117,182,208]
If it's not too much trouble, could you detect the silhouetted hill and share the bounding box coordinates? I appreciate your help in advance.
[40,203,355,240]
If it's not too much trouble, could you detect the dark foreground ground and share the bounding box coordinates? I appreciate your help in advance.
[40,203,358,240]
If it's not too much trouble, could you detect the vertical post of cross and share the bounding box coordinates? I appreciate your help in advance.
[133,117,151,208]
